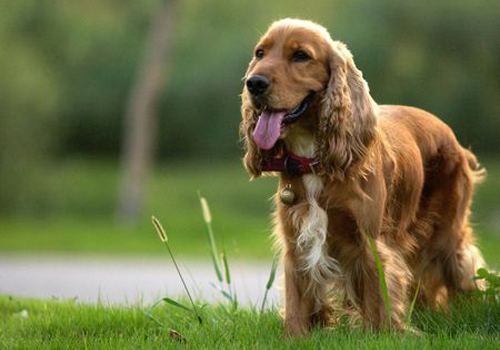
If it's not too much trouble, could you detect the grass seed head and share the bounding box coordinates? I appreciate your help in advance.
[200,197,212,224]
[151,216,168,242]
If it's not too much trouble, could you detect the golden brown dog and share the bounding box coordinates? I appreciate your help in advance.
[240,18,486,336]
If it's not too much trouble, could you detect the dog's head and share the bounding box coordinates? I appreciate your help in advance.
[240,19,376,180]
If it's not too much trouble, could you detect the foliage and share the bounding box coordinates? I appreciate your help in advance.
[475,268,500,302]
[1,0,500,213]
[3,0,499,157]
[149,196,279,316]
[151,216,202,324]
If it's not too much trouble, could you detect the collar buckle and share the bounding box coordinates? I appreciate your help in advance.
[284,155,303,176]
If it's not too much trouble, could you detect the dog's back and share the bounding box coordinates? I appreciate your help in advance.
[378,104,486,306]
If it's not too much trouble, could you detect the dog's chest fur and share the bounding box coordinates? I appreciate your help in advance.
[283,127,341,284]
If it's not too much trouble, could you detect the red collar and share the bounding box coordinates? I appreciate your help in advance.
[261,151,319,176]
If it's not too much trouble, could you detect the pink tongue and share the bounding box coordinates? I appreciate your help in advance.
[252,110,286,150]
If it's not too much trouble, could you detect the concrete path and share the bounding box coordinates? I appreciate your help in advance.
[0,256,281,307]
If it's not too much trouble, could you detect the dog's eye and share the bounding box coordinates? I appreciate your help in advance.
[291,50,311,62]
[255,49,264,59]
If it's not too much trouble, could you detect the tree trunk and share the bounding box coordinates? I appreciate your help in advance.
[116,0,177,224]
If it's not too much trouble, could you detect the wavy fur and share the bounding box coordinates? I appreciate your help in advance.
[240,18,487,337]
[317,41,377,180]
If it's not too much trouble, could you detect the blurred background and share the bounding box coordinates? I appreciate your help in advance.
[1,0,499,264]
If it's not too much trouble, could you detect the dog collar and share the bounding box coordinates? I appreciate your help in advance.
[261,151,320,176]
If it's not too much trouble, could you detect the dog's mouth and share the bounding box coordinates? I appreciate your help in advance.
[252,92,315,150]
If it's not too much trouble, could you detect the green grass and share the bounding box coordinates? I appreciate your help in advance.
[0,159,277,259]
[0,158,499,264]
[0,295,498,349]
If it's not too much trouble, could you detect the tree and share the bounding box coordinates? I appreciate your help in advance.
[117,0,178,224]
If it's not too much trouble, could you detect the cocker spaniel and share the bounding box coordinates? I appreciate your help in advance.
[240,19,486,336]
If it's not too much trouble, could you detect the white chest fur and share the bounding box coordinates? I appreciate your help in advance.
[284,128,341,284]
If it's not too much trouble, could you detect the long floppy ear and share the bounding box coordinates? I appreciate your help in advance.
[317,41,377,180]
[239,88,262,178]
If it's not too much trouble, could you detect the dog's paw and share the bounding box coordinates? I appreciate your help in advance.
[283,320,309,338]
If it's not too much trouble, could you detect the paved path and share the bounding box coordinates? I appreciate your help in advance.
[0,256,281,307]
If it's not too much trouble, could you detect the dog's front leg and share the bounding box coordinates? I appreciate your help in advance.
[346,177,409,331]
[282,251,314,337]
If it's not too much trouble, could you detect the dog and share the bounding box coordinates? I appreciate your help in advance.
[239,18,486,336]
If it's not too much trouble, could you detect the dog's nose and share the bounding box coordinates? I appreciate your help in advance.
[246,75,270,96]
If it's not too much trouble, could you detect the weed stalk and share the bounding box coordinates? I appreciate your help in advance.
[152,216,202,324]
[367,234,392,330]
[261,256,278,313]
[198,193,223,283]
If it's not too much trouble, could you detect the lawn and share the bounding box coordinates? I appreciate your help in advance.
[0,159,277,259]
[0,158,499,264]
[1,294,498,349]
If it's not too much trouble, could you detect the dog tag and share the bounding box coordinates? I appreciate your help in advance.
[280,184,295,205]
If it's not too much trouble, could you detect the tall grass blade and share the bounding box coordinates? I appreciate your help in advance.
[221,251,238,310]
[209,282,233,303]
[198,193,223,283]
[406,279,421,326]
[261,256,278,312]
[144,311,164,327]
[197,193,238,309]
[367,235,392,329]
[222,252,231,285]
[266,257,278,290]
[162,298,194,314]
[221,290,233,302]
[151,216,202,324]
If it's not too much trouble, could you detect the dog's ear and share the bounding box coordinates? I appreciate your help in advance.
[317,41,377,180]
[240,88,262,178]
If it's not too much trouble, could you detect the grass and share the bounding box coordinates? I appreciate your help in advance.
[0,294,498,349]
[0,158,499,264]
[2,169,499,349]
[367,235,392,329]
[0,159,276,259]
